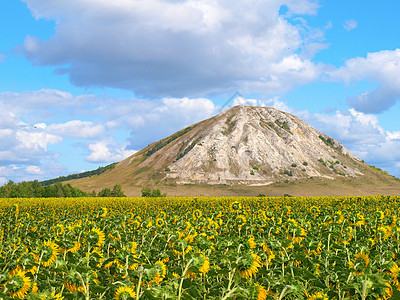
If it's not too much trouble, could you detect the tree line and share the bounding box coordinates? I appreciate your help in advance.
[0,180,126,198]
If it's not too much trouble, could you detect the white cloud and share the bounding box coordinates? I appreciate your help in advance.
[343,19,357,31]
[0,177,7,186]
[21,0,325,97]
[25,165,43,175]
[86,141,136,163]
[46,120,104,139]
[125,97,217,149]
[328,49,400,113]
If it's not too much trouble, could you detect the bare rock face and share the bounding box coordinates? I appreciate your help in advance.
[128,105,364,185]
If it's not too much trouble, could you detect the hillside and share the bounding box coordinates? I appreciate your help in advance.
[66,105,400,196]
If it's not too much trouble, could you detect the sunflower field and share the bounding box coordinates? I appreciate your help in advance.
[1,195,400,299]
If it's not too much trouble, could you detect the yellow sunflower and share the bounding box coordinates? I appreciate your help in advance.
[238,252,262,278]
[40,240,60,267]
[376,210,385,220]
[307,291,329,300]
[99,207,108,217]
[254,283,267,300]
[114,286,136,299]
[376,226,391,241]
[7,269,31,299]
[87,228,105,247]
[235,215,247,228]
[248,236,256,249]
[349,252,370,275]
[193,209,202,220]
[53,224,65,235]
[231,201,242,211]
[187,253,210,279]
[158,211,167,219]
[152,261,167,284]
[64,270,86,293]
[155,218,164,227]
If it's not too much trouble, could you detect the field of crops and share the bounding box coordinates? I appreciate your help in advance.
[1,196,400,299]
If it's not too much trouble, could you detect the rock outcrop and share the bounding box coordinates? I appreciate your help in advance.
[124,105,364,185]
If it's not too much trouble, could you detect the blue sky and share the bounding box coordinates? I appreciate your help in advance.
[1,0,400,184]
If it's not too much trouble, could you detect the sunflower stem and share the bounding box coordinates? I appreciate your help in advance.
[221,287,237,300]
[136,266,143,300]
[178,258,194,300]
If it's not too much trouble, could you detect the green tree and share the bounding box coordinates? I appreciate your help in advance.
[111,184,126,197]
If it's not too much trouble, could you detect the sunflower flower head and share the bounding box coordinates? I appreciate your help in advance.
[238,252,262,278]
[114,285,136,300]
[40,240,59,267]
[87,228,105,247]
[7,269,31,299]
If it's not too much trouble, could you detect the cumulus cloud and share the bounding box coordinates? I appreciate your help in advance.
[124,97,217,149]
[0,88,223,181]
[46,120,105,139]
[328,49,400,113]
[86,142,136,163]
[343,19,357,31]
[302,109,400,177]
[26,165,43,175]
[21,0,325,97]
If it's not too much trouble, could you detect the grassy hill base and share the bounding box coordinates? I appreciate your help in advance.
[67,174,400,197]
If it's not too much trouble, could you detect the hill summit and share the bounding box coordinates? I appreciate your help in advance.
[156,105,362,184]
[67,105,400,196]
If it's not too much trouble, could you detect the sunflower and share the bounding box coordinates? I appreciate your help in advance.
[310,206,320,215]
[390,262,400,289]
[158,211,167,219]
[306,291,329,300]
[131,220,140,230]
[40,240,60,267]
[235,215,247,228]
[50,292,64,299]
[376,210,385,221]
[114,285,136,299]
[260,243,275,263]
[187,253,210,279]
[64,241,81,254]
[152,261,167,284]
[355,213,365,226]
[349,252,370,275]
[193,209,202,220]
[248,236,256,249]
[231,201,242,211]
[199,255,210,274]
[238,252,262,278]
[376,226,391,241]
[341,227,353,245]
[7,269,31,299]
[18,252,37,274]
[87,228,105,247]
[53,224,65,235]
[390,262,399,278]
[99,207,108,217]
[155,218,164,227]
[254,283,267,300]
[207,220,220,230]
[64,270,86,293]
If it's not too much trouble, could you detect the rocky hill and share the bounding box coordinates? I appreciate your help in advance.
[67,105,400,196]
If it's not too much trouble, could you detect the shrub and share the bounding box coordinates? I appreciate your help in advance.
[141,188,166,197]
